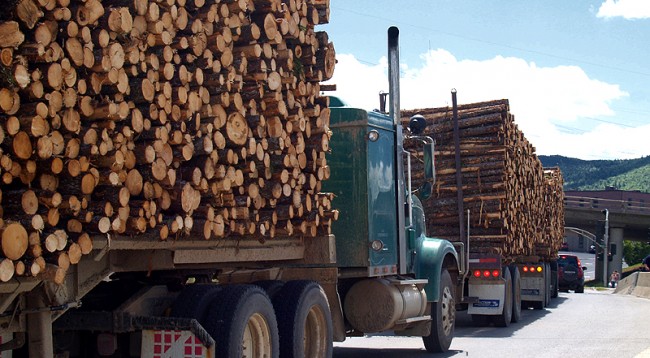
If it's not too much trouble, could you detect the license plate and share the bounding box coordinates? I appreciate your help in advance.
[473,299,500,308]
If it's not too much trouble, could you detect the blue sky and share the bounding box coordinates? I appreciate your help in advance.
[320,0,650,160]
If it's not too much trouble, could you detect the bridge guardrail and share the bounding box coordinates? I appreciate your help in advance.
[564,195,650,215]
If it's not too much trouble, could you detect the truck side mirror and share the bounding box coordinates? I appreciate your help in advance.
[409,114,426,135]
[419,182,432,200]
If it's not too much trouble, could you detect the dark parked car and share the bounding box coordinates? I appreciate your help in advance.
[558,254,586,293]
[588,244,596,254]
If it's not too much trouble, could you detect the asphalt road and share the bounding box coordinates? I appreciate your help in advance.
[334,277,650,357]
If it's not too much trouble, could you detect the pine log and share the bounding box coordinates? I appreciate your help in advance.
[403,99,564,259]
[1,223,28,261]
[0,0,336,282]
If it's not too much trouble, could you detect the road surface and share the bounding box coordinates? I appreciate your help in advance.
[334,285,650,357]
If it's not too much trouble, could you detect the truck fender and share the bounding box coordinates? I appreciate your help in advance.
[414,236,458,302]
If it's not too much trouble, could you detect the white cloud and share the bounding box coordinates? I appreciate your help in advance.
[596,0,650,19]
[541,123,650,160]
[323,54,388,111]
[324,50,650,160]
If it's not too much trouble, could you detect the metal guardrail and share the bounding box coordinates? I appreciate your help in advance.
[564,195,650,214]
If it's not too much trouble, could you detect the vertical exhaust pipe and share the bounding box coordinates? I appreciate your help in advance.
[388,27,400,124]
[388,27,408,274]
[452,90,466,249]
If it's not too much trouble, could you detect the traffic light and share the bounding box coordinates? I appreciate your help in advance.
[595,220,606,246]
[606,244,616,262]
[595,220,604,235]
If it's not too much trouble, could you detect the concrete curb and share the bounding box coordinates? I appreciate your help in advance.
[614,272,650,299]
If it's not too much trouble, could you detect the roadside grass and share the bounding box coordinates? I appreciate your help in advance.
[583,264,643,291]
[585,279,609,291]
[623,263,642,274]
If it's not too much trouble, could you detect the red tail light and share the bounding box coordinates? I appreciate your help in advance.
[472,269,501,279]
[521,265,543,274]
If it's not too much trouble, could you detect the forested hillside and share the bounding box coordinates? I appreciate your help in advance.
[539,155,650,193]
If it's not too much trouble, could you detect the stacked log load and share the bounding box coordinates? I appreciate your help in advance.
[402,99,564,261]
[0,0,336,283]
[539,167,563,258]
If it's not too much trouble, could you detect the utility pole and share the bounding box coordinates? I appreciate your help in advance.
[602,209,609,286]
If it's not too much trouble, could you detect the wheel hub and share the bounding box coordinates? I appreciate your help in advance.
[304,305,328,357]
[242,313,272,358]
[440,286,455,335]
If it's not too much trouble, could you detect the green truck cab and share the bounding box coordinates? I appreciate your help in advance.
[326,100,458,298]
[323,45,459,349]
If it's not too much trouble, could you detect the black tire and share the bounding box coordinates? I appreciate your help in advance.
[544,263,551,307]
[509,265,522,323]
[272,280,333,358]
[253,280,285,299]
[423,269,455,353]
[471,314,490,326]
[203,285,279,358]
[550,262,559,299]
[170,284,221,321]
[493,268,512,327]
[575,285,584,293]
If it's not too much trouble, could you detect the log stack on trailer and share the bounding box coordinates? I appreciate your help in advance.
[402,99,564,260]
[403,98,566,324]
[538,166,564,259]
[0,0,336,284]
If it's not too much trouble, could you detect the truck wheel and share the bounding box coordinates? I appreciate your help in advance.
[544,263,552,306]
[170,284,221,321]
[509,265,522,323]
[203,285,279,358]
[575,285,584,293]
[423,269,455,353]
[253,280,285,299]
[493,268,512,327]
[550,261,559,298]
[471,314,490,326]
[272,280,332,358]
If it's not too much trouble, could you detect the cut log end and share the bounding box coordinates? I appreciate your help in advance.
[1,223,28,261]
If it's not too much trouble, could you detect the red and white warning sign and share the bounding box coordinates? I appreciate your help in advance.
[141,330,212,358]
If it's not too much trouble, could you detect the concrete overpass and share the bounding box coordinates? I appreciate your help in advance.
[564,189,650,282]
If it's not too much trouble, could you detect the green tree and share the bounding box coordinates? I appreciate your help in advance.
[623,240,650,265]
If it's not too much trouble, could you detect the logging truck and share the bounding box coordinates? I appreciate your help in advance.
[441,98,563,327]
[402,95,565,327]
[0,23,462,356]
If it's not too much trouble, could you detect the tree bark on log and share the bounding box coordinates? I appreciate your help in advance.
[0,0,336,284]
[403,99,564,260]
